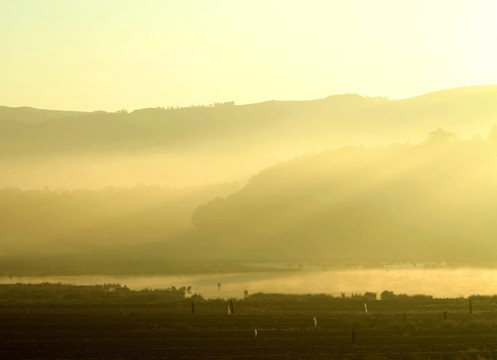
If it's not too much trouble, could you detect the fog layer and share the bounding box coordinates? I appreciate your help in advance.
[1,86,497,273]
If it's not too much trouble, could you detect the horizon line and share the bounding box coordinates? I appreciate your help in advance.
[1,84,495,114]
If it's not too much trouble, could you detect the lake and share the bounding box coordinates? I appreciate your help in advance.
[1,267,496,299]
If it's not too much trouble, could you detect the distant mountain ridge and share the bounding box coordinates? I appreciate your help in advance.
[1,85,496,189]
[1,85,496,156]
[0,106,88,124]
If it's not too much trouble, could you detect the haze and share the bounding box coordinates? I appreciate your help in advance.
[1,1,497,276]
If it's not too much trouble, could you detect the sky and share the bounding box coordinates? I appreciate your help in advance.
[1,0,496,112]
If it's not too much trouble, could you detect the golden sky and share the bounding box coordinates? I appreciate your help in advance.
[1,0,496,111]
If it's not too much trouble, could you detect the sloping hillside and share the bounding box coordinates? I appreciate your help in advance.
[1,86,495,189]
[1,86,496,155]
[191,128,497,264]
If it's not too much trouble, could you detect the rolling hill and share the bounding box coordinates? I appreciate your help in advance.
[190,128,497,264]
[1,85,496,188]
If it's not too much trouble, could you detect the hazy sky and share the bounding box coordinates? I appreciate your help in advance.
[1,0,496,111]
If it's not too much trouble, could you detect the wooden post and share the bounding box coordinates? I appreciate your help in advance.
[191,301,194,314]
[469,300,473,314]
[352,329,356,345]
[444,310,447,319]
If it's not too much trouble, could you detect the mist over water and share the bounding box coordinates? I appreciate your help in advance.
[3,4,497,359]
[2,267,496,299]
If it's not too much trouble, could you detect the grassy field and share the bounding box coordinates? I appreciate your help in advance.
[1,284,497,359]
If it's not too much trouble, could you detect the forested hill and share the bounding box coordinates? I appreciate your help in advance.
[190,128,497,264]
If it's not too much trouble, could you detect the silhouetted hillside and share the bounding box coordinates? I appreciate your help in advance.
[1,86,496,188]
[0,106,88,124]
[1,86,496,156]
[191,128,497,264]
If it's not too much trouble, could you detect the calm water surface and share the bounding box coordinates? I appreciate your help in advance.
[1,268,496,299]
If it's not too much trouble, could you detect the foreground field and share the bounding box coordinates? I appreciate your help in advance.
[1,284,497,359]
